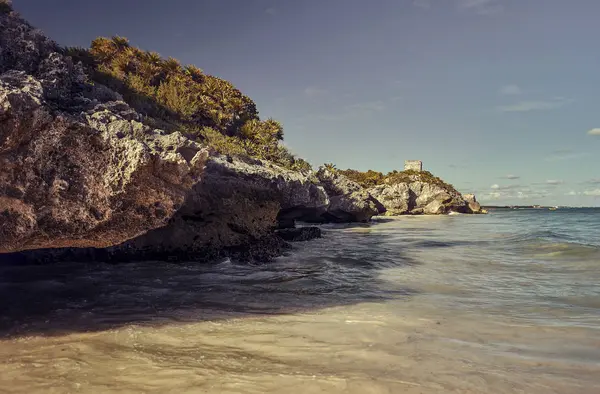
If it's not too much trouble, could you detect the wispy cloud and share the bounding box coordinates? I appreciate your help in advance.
[346,100,386,113]
[416,0,503,15]
[304,86,328,98]
[502,174,520,180]
[479,191,503,201]
[587,128,600,136]
[479,187,549,202]
[491,184,521,191]
[413,0,431,9]
[478,186,552,202]
[457,0,503,15]
[499,84,522,95]
[583,189,600,197]
[497,97,573,112]
[566,191,579,196]
[314,100,389,122]
[545,179,564,185]
[265,7,277,16]
[552,149,573,155]
[584,178,600,185]
[545,149,589,162]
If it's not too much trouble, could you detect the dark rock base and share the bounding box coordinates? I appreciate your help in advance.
[0,235,290,265]
[275,227,322,242]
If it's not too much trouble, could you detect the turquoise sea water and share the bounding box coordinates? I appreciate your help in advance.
[0,208,598,393]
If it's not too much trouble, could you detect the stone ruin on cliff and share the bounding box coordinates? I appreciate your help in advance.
[404,160,423,172]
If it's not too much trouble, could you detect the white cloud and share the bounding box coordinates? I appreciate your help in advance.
[497,97,573,112]
[479,185,537,202]
[304,86,328,98]
[585,178,600,185]
[499,84,522,95]
[480,192,502,201]
[491,184,522,191]
[546,180,563,185]
[566,191,579,196]
[479,188,550,202]
[588,128,600,136]
[583,189,600,197]
[503,174,520,180]
[347,101,386,112]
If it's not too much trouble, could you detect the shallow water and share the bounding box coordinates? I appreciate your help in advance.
[1,209,599,393]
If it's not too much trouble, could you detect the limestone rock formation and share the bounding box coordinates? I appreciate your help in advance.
[0,7,335,261]
[1,154,330,262]
[99,155,329,261]
[369,180,475,215]
[314,168,386,222]
[463,193,483,213]
[367,183,410,216]
[0,8,209,253]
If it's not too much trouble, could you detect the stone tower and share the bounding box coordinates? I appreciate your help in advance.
[404,160,423,172]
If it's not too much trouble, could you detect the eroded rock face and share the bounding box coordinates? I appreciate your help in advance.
[367,183,410,215]
[101,155,327,261]
[0,9,208,253]
[0,72,208,253]
[463,193,482,213]
[369,181,471,215]
[314,168,386,222]
[0,6,398,263]
[1,155,329,262]
[275,227,322,242]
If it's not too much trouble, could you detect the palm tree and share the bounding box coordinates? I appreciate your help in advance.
[111,35,130,49]
[147,51,162,64]
[163,57,181,74]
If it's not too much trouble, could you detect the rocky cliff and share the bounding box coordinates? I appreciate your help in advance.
[313,167,386,222]
[94,155,330,262]
[368,172,483,215]
[0,5,480,264]
[0,2,381,262]
[0,7,208,253]
[0,5,329,260]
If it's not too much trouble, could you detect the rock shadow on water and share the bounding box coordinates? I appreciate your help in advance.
[0,229,418,339]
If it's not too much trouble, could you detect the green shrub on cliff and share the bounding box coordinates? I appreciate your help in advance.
[338,168,459,193]
[64,37,309,171]
[0,0,12,13]
[337,169,385,188]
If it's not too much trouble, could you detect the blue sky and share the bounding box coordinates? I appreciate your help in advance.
[15,0,600,206]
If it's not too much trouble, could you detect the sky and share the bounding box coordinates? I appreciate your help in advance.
[14,0,600,206]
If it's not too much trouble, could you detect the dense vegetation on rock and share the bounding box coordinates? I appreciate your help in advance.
[0,0,12,14]
[64,36,311,172]
[331,166,460,194]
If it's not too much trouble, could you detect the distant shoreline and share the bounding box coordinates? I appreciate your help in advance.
[484,206,598,209]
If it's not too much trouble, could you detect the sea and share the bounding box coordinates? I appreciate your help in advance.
[0,208,599,393]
